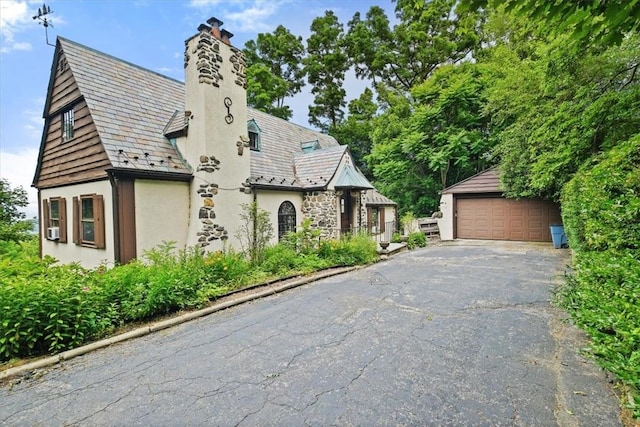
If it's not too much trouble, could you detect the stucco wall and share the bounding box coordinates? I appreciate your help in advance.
[255,190,303,245]
[182,29,252,253]
[40,180,114,268]
[135,180,190,254]
[438,193,454,240]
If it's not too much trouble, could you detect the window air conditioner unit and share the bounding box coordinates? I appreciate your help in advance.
[47,227,60,240]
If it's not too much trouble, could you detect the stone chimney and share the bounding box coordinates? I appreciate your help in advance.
[182,18,251,252]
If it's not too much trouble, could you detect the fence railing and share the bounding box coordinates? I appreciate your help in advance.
[336,220,397,243]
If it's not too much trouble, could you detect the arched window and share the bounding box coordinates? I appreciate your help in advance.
[278,201,296,240]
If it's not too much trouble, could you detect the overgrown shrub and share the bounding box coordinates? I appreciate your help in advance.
[1,231,380,362]
[282,218,321,254]
[1,263,105,359]
[561,137,640,252]
[406,232,427,249]
[559,137,640,416]
[319,232,378,266]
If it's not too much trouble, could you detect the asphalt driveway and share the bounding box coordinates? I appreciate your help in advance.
[0,242,621,426]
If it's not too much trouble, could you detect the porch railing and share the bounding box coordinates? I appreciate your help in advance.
[337,220,397,243]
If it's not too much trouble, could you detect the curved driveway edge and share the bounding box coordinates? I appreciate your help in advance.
[0,265,359,382]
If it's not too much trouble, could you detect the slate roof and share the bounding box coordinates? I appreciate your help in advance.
[53,37,378,194]
[57,37,191,175]
[247,108,340,189]
[292,145,346,189]
[441,166,503,194]
[364,189,396,206]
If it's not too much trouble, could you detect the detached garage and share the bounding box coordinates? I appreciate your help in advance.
[437,167,561,242]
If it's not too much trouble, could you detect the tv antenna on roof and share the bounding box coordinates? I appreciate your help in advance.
[33,3,55,47]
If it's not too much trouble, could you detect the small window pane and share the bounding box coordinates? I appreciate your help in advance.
[249,131,259,150]
[82,222,95,242]
[63,108,74,140]
[82,198,93,219]
[50,200,59,219]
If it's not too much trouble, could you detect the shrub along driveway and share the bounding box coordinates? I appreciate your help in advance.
[0,242,622,426]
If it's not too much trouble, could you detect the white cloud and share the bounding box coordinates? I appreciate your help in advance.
[0,0,37,54]
[188,0,223,8]
[0,148,39,218]
[187,0,289,33]
[23,107,44,140]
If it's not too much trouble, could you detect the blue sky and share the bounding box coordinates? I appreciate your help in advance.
[0,0,395,217]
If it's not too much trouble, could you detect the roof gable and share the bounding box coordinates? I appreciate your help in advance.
[292,145,346,189]
[248,108,340,189]
[334,164,373,190]
[57,37,191,176]
[442,166,503,194]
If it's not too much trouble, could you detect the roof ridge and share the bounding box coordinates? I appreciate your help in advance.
[247,106,331,136]
[58,36,184,85]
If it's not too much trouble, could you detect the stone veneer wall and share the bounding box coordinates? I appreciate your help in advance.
[302,190,338,240]
[359,191,367,229]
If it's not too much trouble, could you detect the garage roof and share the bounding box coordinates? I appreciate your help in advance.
[442,166,503,194]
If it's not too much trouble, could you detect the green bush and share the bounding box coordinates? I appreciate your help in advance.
[407,232,427,249]
[559,137,640,416]
[319,233,378,266]
[561,137,640,252]
[1,231,381,363]
[1,263,105,359]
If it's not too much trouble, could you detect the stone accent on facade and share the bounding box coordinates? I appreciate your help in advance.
[196,222,229,248]
[185,31,223,87]
[302,190,338,240]
[229,47,247,89]
[239,178,252,194]
[359,191,368,229]
[236,135,250,155]
[195,182,226,247]
[197,155,221,173]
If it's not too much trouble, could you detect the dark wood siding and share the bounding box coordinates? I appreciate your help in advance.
[117,178,137,264]
[36,99,110,188]
[48,53,82,115]
[456,197,561,242]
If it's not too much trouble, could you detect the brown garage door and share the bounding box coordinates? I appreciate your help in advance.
[456,198,561,242]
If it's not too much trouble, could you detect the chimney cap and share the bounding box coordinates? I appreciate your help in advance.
[221,29,234,40]
[197,23,211,33]
[207,17,223,28]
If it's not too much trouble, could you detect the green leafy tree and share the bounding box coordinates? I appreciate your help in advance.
[329,88,377,176]
[0,178,32,243]
[485,30,640,200]
[461,0,640,47]
[367,63,494,215]
[304,10,349,131]
[346,0,483,93]
[244,25,306,120]
[366,90,439,216]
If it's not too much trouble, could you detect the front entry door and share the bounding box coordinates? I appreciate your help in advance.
[340,192,352,233]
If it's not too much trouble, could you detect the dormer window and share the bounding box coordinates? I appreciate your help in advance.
[247,119,261,151]
[62,108,74,141]
[301,140,320,153]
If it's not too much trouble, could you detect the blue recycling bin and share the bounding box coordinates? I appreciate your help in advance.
[549,224,568,249]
